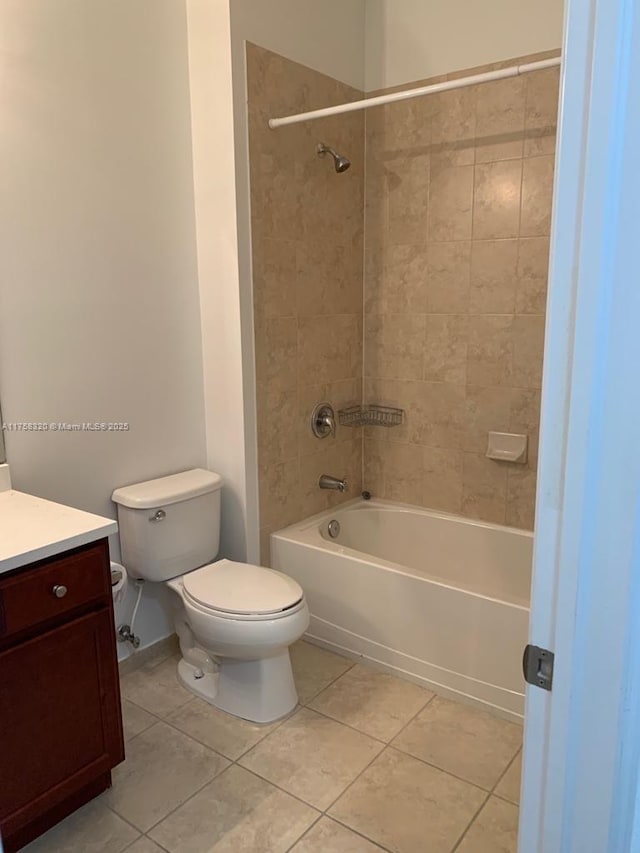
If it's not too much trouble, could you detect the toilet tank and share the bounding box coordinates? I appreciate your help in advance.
[111,469,223,582]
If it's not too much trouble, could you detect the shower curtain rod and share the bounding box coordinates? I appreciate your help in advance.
[268,56,561,129]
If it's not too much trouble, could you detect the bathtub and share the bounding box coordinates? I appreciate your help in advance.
[271,498,532,720]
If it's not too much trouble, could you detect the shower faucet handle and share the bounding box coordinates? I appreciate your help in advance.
[311,403,336,439]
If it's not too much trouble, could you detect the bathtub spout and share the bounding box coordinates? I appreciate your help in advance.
[319,474,348,493]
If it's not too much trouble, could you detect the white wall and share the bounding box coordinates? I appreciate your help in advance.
[230,0,366,90]
[0,0,207,656]
[186,0,258,564]
[365,0,564,90]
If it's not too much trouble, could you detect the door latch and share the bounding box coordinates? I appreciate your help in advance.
[523,644,555,691]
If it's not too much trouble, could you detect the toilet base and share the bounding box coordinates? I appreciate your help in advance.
[177,650,298,724]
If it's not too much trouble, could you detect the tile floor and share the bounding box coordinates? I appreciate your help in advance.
[24,641,522,853]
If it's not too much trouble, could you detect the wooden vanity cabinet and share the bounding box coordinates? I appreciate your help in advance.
[0,539,124,852]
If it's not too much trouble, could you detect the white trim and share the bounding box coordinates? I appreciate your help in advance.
[268,57,561,129]
[521,0,640,847]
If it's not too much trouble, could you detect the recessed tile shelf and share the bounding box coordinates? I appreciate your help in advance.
[339,405,405,428]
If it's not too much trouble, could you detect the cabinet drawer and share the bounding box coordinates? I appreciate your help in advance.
[0,541,110,638]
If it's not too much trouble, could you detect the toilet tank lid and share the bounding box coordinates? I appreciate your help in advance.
[111,469,223,509]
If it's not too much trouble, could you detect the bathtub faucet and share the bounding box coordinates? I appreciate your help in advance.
[319,474,348,493]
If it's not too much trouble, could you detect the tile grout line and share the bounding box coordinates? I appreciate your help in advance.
[117,653,520,851]
[450,743,523,851]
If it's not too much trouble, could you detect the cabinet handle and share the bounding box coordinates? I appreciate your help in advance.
[52,584,68,599]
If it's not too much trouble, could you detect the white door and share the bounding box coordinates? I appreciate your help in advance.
[519,0,640,849]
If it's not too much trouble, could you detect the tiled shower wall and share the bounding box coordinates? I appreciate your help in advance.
[249,44,560,559]
[247,44,365,562]
[363,55,560,529]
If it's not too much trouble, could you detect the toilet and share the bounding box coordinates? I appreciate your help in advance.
[112,469,309,723]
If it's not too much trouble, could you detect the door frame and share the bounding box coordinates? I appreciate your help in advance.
[520,0,640,849]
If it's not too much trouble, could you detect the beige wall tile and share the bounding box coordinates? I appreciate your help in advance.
[424,314,469,383]
[413,382,466,449]
[462,453,508,525]
[428,164,474,241]
[525,67,560,156]
[475,77,526,163]
[255,317,298,389]
[382,442,425,504]
[363,438,386,496]
[259,458,301,530]
[257,384,298,463]
[426,241,471,313]
[299,450,334,518]
[430,88,477,167]
[253,237,297,321]
[512,314,545,389]
[473,161,523,240]
[365,243,429,315]
[506,468,537,530]
[467,315,514,386]
[516,237,550,313]
[521,155,555,236]
[509,388,542,441]
[470,240,519,313]
[297,243,362,316]
[252,47,556,534]
[423,447,464,513]
[387,154,431,244]
[367,98,431,154]
[464,386,514,454]
[365,314,426,380]
[298,315,362,385]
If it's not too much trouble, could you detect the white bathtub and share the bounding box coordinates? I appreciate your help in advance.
[271,498,532,720]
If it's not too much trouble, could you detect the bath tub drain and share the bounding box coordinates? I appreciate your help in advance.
[328,520,340,539]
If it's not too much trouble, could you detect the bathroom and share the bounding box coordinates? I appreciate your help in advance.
[2,0,639,851]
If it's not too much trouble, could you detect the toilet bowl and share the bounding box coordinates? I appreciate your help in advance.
[111,469,308,724]
[167,560,309,722]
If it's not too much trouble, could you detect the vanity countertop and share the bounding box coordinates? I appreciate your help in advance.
[0,490,117,575]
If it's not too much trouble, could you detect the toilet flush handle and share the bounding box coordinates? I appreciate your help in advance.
[149,509,166,522]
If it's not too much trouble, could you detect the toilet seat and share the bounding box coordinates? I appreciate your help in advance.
[182,559,304,620]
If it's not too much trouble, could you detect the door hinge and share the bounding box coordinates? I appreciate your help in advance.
[523,644,555,691]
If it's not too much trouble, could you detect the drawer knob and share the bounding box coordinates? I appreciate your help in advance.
[52,584,68,599]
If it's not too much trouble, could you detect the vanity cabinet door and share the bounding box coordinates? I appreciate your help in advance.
[0,606,124,841]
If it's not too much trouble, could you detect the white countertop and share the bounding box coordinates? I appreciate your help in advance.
[0,490,117,575]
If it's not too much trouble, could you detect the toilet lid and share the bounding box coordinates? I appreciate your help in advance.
[182,559,304,615]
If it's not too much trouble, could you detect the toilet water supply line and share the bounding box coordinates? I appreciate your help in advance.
[118,579,144,649]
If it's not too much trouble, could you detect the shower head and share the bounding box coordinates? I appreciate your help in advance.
[317,142,351,173]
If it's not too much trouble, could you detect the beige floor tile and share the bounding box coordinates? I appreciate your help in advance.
[149,765,318,853]
[290,640,354,703]
[23,799,139,853]
[291,818,385,851]
[120,655,192,718]
[124,839,166,853]
[329,748,486,853]
[165,697,279,760]
[495,751,522,804]
[309,664,433,741]
[456,796,519,853]
[392,696,522,789]
[105,721,229,831]
[239,707,383,810]
[122,700,156,742]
